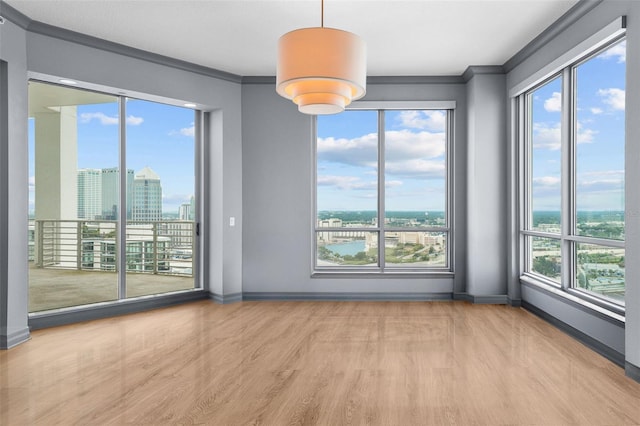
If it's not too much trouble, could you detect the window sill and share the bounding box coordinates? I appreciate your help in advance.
[312,270,454,279]
[520,274,624,324]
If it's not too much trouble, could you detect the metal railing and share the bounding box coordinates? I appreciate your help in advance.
[31,220,195,276]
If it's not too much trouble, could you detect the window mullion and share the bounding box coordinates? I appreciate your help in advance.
[446,110,453,270]
[519,95,530,274]
[560,68,572,290]
[117,97,127,299]
[378,110,385,271]
[194,111,203,289]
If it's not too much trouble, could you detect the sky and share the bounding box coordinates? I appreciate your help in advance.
[29,96,195,215]
[531,39,626,212]
[317,109,447,212]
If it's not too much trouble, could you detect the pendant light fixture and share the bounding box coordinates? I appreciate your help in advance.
[276,0,367,115]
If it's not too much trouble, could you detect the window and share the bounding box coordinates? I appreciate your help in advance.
[315,108,451,273]
[521,37,626,309]
[28,81,199,313]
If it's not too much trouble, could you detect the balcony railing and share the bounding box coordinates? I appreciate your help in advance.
[30,220,195,276]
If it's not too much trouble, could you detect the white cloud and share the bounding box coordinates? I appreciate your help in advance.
[180,125,195,137]
[386,130,446,161]
[598,88,625,111]
[581,170,624,178]
[385,159,446,179]
[29,176,35,190]
[533,176,560,187]
[590,107,603,115]
[318,130,445,177]
[532,176,561,198]
[317,132,378,167]
[169,122,196,137]
[544,92,562,112]
[397,110,446,131]
[533,121,596,150]
[80,112,117,125]
[598,40,626,63]
[317,175,377,191]
[532,123,561,150]
[385,180,403,188]
[576,122,596,144]
[578,170,624,191]
[126,115,144,126]
[80,112,143,126]
[577,179,624,193]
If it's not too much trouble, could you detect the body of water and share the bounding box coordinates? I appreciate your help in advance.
[326,240,366,256]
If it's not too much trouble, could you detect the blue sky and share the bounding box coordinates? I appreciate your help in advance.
[531,39,626,212]
[317,109,447,212]
[29,97,195,215]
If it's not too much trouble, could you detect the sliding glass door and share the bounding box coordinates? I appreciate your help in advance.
[125,98,196,298]
[28,81,198,313]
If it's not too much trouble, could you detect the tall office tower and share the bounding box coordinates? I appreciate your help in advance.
[189,195,195,221]
[101,168,134,220]
[132,166,163,221]
[77,168,102,219]
[178,202,191,221]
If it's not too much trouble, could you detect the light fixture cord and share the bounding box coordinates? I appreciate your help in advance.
[321,0,324,28]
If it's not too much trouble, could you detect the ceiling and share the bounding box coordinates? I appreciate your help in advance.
[5,0,579,77]
[28,81,116,115]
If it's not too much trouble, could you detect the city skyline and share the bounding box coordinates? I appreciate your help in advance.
[28,97,195,216]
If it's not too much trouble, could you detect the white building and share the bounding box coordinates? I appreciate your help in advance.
[77,168,102,219]
[101,168,134,220]
[178,202,192,221]
[132,166,163,222]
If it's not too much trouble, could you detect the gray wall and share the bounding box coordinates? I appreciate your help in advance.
[466,71,508,297]
[506,0,639,366]
[0,18,30,348]
[241,80,473,296]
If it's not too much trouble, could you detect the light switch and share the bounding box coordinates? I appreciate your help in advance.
[229,217,235,227]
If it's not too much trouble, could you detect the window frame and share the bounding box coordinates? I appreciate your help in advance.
[519,34,627,315]
[27,76,203,315]
[312,102,455,276]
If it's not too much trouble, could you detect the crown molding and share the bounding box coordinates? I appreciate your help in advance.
[462,66,505,82]
[503,0,604,72]
[0,0,242,83]
[367,75,465,85]
[0,0,31,29]
[241,76,276,84]
[27,20,242,83]
[242,75,465,85]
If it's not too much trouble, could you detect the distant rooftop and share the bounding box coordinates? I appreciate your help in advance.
[135,166,160,180]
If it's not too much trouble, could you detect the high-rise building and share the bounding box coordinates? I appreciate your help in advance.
[101,168,134,220]
[178,202,191,221]
[189,195,195,221]
[77,168,102,219]
[132,166,162,221]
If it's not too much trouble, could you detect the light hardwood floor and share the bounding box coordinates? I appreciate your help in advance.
[2,301,640,425]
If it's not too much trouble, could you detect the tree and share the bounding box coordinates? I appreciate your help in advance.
[577,271,587,287]
[533,256,559,278]
[318,246,333,261]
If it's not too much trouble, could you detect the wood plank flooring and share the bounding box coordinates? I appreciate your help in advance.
[2,301,640,425]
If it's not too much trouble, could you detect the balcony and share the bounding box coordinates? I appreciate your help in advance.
[29,220,197,313]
